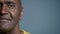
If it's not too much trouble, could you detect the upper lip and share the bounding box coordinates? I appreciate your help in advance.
[0,17,11,20]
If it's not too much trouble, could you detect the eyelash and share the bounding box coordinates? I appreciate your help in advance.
[7,4,15,9]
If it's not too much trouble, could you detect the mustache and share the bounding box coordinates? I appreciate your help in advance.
[0,12,13,20]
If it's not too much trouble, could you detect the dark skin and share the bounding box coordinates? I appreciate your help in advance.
[0,0,23,34]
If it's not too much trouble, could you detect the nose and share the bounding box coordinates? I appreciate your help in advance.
[0,4,8,14]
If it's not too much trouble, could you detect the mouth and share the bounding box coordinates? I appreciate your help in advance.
[0,18,11,21]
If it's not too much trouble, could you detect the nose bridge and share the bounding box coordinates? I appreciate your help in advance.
[2,4,8,14]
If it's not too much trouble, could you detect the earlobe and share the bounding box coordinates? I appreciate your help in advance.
[19,10,24,20]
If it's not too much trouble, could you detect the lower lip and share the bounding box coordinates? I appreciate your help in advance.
[0,19,10,21]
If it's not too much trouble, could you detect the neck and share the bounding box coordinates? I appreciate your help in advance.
[0,24,23,34]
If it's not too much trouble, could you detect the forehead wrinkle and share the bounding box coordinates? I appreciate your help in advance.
[0,0,16,3]
[0,0,21,4]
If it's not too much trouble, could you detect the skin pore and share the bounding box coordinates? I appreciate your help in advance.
[0,0,23,34]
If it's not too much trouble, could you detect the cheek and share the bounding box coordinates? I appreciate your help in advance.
[9,9,20,22]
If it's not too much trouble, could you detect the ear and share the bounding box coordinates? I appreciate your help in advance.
[19,9,24,20]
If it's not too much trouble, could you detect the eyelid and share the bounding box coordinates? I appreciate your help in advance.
[5,2,16,8]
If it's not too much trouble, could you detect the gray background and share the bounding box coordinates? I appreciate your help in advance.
[19,0,60,34]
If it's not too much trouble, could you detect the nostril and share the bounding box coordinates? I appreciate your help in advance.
[0,12,8,15]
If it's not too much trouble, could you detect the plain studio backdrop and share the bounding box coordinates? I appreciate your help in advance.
[19,0,60,34]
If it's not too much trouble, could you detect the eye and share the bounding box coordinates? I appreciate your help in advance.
[8,4,15,9]
[6,2,16,9]
[0,3,3,8]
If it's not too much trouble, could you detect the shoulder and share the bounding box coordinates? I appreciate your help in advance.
[20,30,30,34]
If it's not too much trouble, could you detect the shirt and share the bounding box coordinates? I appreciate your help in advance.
[23,30,30,34]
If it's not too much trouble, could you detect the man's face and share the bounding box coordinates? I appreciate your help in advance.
[0,0,22,31]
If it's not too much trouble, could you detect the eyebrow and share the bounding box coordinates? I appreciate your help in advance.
[5,1,16,4]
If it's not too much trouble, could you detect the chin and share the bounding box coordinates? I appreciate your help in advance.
[0,25,13,32]
[0,21,16,32]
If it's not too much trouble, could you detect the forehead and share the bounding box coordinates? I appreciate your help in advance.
[0,0,19,3]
